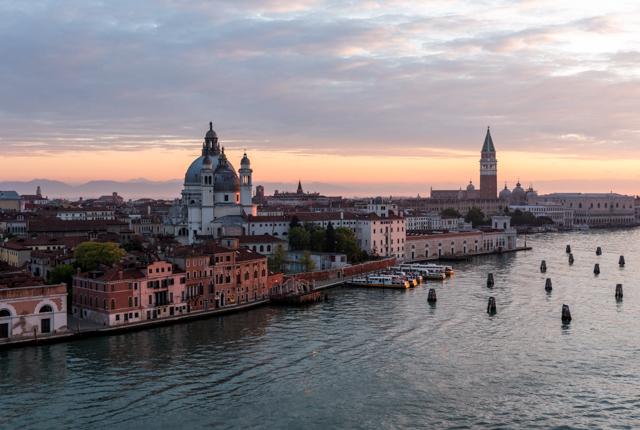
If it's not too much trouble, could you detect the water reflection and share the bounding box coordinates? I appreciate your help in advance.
[3,230,640,428]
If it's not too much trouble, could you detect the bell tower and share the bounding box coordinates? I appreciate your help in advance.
[480,127,498,199]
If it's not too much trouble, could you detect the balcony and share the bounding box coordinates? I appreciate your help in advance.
[152,300,173,307]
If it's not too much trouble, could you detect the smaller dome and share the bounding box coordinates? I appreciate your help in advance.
[499,184,512,199]
[241,152,250,166]
[512,181,525,198]
[374,196,384,204]
[467,180,475,191]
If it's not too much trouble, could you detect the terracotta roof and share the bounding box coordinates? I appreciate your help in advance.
[235,247,266,262]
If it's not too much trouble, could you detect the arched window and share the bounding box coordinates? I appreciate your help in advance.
[40,305,53,313]
[267,245,271,252]
[0,309,11,317]
[226,274,231,283]
[245,271,249,281]
[262,269,266,276]
[111,299,116,310]
[89,296,93,307]
[252,246,257,251]
[128,297,133,307]
[260,245,264,252]
[103,299,107,310]
[254,270,258,279]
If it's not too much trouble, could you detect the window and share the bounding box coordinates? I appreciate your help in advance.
[128,297,133,307]
[111,299,116,310]
[148,295,152,305]
[187,261,190,267]
[103,299,107,310]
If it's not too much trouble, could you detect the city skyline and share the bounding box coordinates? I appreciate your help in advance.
[3,0,640,195]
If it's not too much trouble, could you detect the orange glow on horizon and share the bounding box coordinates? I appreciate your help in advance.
[2,148,640,195]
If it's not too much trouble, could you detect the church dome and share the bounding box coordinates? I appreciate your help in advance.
[184,155,236,185]
[499,184,512,199]
[512,181,525,199]
[467,180,475,191]
[213,151,240,193]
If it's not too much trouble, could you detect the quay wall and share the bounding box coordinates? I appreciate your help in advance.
[284,258,396,283]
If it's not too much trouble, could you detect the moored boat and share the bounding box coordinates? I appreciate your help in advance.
[349,275,411,289]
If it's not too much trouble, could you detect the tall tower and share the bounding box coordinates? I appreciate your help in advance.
[239,152,256,215]
[479,127,498,199]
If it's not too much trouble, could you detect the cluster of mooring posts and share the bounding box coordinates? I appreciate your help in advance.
[270,279,327,305]
[527,245,627,322]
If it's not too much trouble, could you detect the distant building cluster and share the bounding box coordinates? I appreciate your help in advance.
[1,123,638,344]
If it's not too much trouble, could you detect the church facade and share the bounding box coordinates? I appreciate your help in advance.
[164,123,257,245]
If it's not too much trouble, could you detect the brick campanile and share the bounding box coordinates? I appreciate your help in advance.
[479,127,498,199]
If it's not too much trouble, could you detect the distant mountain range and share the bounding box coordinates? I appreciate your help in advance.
[0,178,427,201]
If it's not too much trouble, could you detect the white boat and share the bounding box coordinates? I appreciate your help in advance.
[349,275,411,289]
[400,263,452,276]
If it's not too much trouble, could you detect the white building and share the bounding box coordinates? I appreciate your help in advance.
[164,123,257,244]
[246,211,406,261]
[528,193,634,227]
[405,212,441,230]
[510,203,574,227]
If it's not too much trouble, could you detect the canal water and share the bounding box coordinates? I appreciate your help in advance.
[3,230,640,429]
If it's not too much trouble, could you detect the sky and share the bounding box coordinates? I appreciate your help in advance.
[2,0,640,196]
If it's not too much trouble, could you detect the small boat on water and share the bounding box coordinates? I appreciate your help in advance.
[349,275,411,289]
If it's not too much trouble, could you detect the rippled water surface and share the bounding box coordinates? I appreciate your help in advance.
[3,230,640,429]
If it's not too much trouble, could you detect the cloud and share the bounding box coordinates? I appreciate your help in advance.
[1,0,640,171]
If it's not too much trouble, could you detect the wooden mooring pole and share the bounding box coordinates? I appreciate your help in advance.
[619,256,625,266]
[568,253,574,264]
[594,264,600,275]
[566,245,571,253]
[562,304,572,322]
[487,273,494,287]
[596,247,602,256]
[487,297,496,313]
[615,284,623,299]
[545,278,552,292]
[540,260,547,272]
[427,289,437,302]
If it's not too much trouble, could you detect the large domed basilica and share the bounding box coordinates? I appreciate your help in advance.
[164,123,256,245]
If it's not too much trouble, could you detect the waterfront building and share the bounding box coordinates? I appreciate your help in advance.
[405,212,442,230]
[0,273,67,341]
[261,181,342,207]
[510,203,574,227]
[405,215,516,260]
[163,123,257,245]
[528,193,634,226]
[72,241,273,326]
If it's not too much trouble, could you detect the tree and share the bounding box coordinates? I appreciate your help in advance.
[302,222,318,233]
[122,238,144,252]
[74,242,125,272]
[335,227,361,263]
[325,222,336,253]
[288,227,310,251]
[310,229,326,252]
[1,232,17,240]
[289,215,301,229]
[465,206,485,227]
[48,264,76,313]
[48,264,76,287]
[300,250,317,272]
[267,243,288,273]
[441,208,462,218]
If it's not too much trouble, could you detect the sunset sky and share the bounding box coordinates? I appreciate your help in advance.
[2,0,640,196]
